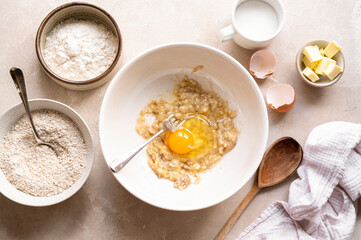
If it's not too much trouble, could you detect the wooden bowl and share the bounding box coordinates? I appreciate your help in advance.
[35,2,122,90]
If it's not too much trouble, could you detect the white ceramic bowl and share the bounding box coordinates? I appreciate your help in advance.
[296,40,345,88]
[99,43,268,211]
[0,99,94,206]
[36,2,122,91]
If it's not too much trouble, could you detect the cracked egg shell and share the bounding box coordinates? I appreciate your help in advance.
[266,84,295,113]
[249,50,276,79]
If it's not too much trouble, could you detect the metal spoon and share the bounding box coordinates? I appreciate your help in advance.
[10,67,56,152]
[215,137,303,240]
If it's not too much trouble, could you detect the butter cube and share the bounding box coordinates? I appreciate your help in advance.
[324,63,343,80]
[302,56,319,70]
[315,57,336,75]
[319,48,324,56]
[302,67,319,82]
[303,46,323,63]
[324,41,342,58]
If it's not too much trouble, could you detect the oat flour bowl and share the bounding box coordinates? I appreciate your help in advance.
[36,2,122,90]
[99,43,268,211]
[0,99,94,207]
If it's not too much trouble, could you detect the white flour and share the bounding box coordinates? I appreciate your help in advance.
[43,18,118,81]
[0,110,86,197]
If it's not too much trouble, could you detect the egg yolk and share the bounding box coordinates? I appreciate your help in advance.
[168,129,194,154]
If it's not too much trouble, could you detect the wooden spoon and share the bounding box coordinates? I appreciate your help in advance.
[215,137,303,240]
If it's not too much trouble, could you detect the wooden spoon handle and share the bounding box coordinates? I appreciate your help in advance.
[215,183,261,240]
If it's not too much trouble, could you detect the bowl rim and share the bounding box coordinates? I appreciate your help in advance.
[99,42,269,211]
[0,98,95,207]
[296,40,345,88]
[35,2,122,86]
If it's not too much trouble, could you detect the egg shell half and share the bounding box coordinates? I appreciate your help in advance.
[266,84,296,113]
[249,50,276,79]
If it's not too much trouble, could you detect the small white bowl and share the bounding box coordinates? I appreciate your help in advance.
[35,2,122,91]
[296,40,345,88]
[99,42,268,211]
[0,99,94,207]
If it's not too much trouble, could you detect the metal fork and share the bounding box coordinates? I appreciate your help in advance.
[109,115,179,173]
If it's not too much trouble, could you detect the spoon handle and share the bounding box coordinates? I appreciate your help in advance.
[215,182,260,240]
[9,67,41,140]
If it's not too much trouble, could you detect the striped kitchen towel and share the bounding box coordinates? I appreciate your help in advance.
[238,122,361,240]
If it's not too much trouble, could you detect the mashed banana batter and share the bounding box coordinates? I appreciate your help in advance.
[136,76,238,190]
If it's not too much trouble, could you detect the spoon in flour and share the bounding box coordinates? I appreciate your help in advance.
[215,137,303,240]
[10,67,57,152]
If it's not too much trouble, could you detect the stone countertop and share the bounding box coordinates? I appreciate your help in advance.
[1,0,360,239]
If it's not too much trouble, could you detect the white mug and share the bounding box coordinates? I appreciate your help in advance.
[218,0,285,49]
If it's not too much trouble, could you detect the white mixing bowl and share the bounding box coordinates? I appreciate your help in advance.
[99,43,268,211]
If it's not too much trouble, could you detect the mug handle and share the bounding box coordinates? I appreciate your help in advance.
[217,25,235,42]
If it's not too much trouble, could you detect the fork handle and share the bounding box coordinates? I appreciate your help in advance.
[110,129,165,173]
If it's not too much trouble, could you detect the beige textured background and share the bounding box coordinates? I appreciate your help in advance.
[1,0,361,239]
